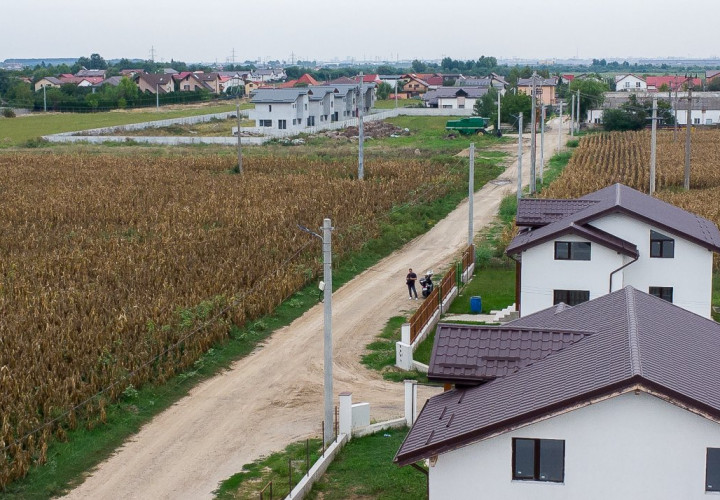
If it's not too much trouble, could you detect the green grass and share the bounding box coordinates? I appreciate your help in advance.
[447,268,516,315]
[373,99,422,109]
[306,428,425,500]
[361,316,428,383]
[214,438,324,499]
[0,102,242,146]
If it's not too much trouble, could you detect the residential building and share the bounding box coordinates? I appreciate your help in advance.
[422,87,488,109]
[250,68,286,83]
[517,76,557,106]
[615,74,647,92]
[586,91,720,126]
[456,75,507,93]
[505,183,720,318]
[173,72,208,92]
[707,70,720,84]
[307,86,335,125]
[402,74,430,97]
[34,76,62,91]
[329,84,357,120]
[646,75,702,92]
[250,88,309,130]
[76,69,107,79]
[195,73,221,94]
[136,73,175,94]
[278,73,319,89]
[396,287,720,499]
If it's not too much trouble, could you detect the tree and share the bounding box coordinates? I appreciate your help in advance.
[568,78,608,117]
[5,80,33,107]
[603,94,647,131]
[474,87,498,121]
[497,91,531,131]
[708,78,720,91]
[376,82,392,100]
[411,60,427,73]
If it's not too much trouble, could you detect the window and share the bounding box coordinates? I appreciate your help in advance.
[554,241,591,260]
[513,438,565,482]
[636,81,641,87]
[553,290,590,306]
[268,105,272,112]
[278,119,286,130]
[649,286,673,302]
[442,104,452,109]
[259,120,272,127]
[707,448,720,492]
[650,230,674,258]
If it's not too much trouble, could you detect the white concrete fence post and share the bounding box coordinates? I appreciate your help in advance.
[339,392,352,440]
[401,323,411,345]
[404,380,418,427]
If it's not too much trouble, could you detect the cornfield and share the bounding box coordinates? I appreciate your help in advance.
[0,152,461,487]
[544,129,720,198]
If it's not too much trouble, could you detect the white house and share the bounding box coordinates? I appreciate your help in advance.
[422,87,488,109]
[615,74,647,92]
[249,68,286,83]
[330,84,357,121]
[250,88,309,130]
[306,86,335,125]
[396,287,720,499]
[505,184,720,318]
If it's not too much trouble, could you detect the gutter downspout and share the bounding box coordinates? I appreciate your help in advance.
[509,253,521,317]
[609,254,639,293]
[410,462,429,499]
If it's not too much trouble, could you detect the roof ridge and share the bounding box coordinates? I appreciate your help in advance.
[625,287,643,376]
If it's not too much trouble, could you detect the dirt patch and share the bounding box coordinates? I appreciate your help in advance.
[318,121,410,140]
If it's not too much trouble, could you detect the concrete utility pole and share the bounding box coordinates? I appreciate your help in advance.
[322,218,334,444]
[235,99,243,174]
[558,101,563,151]
[156,83,159,110]
[394,79,398,109]
[497,91,501,133]
[530,73,537,195]
[468,143,475,246]
[673,85,679,141]
[43,85,47,112]
[358,73,365,180]
[517,112,523,200]
[576,89,581,134]
[650,96,657,195]
[684,81,692,190]
[570,94,575,137]
[540,104,546,187]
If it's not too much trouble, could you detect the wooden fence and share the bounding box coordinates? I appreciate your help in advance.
[408,244,475,344]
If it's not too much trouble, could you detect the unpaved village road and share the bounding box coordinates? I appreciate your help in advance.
[65,118,569,500]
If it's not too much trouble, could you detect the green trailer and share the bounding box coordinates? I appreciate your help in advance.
[445,116,490,135]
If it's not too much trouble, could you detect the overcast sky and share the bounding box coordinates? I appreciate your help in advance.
[3,0,719,64]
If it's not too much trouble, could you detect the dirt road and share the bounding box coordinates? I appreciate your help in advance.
[65,118,569,500]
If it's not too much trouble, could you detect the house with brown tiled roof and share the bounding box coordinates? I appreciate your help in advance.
[506,184,720,318]
[34,77,62,91]
[173,72,208,92]
[402,74,430,97]
[136,73,174,94]
[396,286,720,498]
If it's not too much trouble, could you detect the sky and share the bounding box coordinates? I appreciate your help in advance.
[3,0,719,64]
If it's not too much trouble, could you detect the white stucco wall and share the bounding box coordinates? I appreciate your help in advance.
[429,391,720,499]
[520,213,714,318]
[252,95,308,129]
[591,213,713,317]
[520,234,624,316]
[616,76,647,91]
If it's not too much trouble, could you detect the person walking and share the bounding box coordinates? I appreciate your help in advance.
[406,268,418,300]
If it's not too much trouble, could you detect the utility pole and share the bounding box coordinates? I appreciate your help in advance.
[684,79,692,190]
[517,112,523,200]
[673,85,679,141]
[149,45,156,63]
[650,96,657,195]
[570,94,575,137]
[468,143,474,246]
[497,90,501,134]
[394,79,398,109]
[358,73,364,180]
[558,101,563,151]
[530,73,537,195]
[576,89,581,134]
[322,218,334,445]
[540,104,546,187]
[156,83,159,110]
[43,85,47,112]
[235,97,243,174]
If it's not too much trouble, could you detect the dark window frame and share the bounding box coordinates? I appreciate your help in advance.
[649,286,673,303]
[554,241,591,261]
[650,230,675,258]
[512,438,565,483]
[707,448,720,492]
[553,289,590,306]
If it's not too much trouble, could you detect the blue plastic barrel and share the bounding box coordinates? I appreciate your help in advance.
[470,296,482,313]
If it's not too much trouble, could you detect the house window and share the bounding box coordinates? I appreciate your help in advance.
[269,105,272,112]
[553,290,590,306]
[707,448,720,492]
[513,438,565,483]
[636,82,641,87]
[442,104,452,109]
[650,230,674,258]
[278,119,286,130]
[649,286,673,302]
[554,241,591,260]
[694,118,701,125]
[259,120,272,127]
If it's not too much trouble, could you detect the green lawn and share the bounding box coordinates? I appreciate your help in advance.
[306,429,425,500]
[0,102,244,146]
[373,99,422,109]
[448,268,516,315]
[361,316,428,383]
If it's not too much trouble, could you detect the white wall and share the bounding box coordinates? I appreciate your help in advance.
[252,95,308,129]
[591,213,713,317]
[616,76,647,92]
[429,391,720,500]
[520,234,623,316]
[437,97,477,110]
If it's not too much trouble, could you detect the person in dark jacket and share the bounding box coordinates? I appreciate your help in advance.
[406,268,418,299]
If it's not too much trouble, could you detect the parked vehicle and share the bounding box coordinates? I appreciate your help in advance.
[419,270,434,298]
